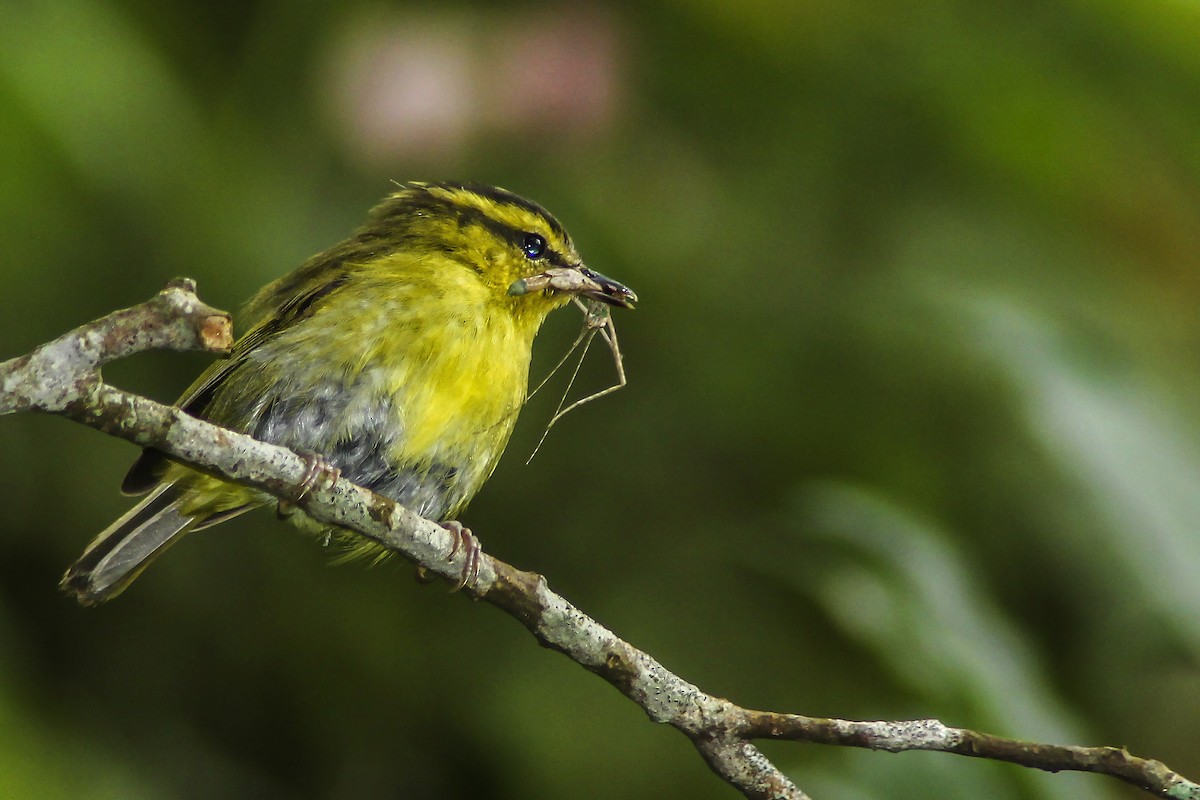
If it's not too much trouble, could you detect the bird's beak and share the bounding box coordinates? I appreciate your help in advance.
[509,266,637,309]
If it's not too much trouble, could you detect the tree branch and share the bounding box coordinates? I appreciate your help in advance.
[2,282,1196,800]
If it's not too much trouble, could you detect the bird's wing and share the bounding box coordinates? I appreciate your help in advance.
[120,276,350,495]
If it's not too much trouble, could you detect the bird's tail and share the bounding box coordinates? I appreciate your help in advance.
[61,483,197,605]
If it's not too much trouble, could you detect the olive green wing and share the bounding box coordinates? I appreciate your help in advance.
[119,340,255,495]
[120,275,350,495]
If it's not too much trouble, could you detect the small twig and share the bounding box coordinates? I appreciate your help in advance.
[737,713,1199,798]
[1,282,1197,800]
[0,277,231,415]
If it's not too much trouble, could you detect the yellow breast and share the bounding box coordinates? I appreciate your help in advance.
[298,255,541,484]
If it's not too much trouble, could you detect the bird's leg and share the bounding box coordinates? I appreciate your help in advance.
[415,520,482,591]
[278,452,341,518]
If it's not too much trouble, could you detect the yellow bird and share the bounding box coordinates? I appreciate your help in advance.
[62,181,636,604]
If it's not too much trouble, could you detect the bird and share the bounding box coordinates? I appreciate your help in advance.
[61,181,636,605]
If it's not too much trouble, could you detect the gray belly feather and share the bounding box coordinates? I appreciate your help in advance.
[248,378,462,521]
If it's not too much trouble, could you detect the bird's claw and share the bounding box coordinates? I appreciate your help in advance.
[413,522,481,589]
[294,452,341,502]
[278,452,340,518]
[443,520,481,592]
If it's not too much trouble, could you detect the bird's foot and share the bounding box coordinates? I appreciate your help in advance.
[278,452,340,518]
[445,520,482,591]
[294,452,341,501]
[415,520,482,591]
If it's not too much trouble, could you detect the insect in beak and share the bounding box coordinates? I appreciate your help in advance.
[509,266,637,309]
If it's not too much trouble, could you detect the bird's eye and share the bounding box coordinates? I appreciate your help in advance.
[522,233,547,260]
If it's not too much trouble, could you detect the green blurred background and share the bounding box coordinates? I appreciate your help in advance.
[2,1,1199,798]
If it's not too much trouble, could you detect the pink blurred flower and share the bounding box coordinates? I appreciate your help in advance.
[320,5,625,167]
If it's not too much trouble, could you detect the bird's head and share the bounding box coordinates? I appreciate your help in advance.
[367,182,636,324]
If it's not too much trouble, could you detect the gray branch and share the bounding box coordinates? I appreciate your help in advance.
[2,281,1196,800]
